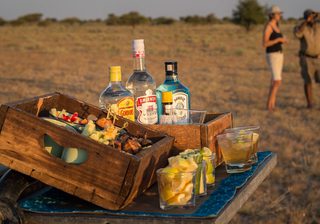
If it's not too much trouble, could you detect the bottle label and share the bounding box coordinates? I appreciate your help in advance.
[136,91,158,124]
[111,97,135,121]
[173,92,189,122]
[164,104,172,115]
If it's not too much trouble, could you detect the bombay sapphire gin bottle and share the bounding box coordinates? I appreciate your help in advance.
[126,39,158,124]
[156,61,190,121]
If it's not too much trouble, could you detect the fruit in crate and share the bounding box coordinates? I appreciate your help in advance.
[50,108,87,125]
[42,107,153,155]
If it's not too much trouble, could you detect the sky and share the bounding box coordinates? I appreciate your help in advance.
[0,0,319,20]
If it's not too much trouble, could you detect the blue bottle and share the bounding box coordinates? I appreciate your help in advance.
[156,61,191,122]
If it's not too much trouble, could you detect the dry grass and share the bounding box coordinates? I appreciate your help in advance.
[0,23,319,223]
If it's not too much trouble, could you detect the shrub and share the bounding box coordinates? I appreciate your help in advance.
[180,14,220,24]
[105,13,119,25]
[118,12,149,26]
[222,17,232,23]
[17,13,43,23]
[0,17,7,26]
[9,19,24,26]
[106,12,150,26]
[60,17,84,25]
[8,13,43,26]
[232,0,266,31]
[152,17,176,25]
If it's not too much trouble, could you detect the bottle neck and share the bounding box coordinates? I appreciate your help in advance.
[133,56,146,71]
[109,80,122,86]
[165,74,179,82]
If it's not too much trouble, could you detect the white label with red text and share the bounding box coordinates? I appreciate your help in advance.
[136,91,158,124]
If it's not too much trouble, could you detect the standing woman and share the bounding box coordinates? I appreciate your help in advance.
[263,5,287,111]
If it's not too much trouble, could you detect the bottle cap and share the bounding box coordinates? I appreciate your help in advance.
[165,61,178,75]
[109,66,122,82]
[132,39,145,58]
[162,91,173,103]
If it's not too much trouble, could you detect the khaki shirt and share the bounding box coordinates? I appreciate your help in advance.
[294,21,320,56]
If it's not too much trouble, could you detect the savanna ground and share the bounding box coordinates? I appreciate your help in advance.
[0,23,319,223]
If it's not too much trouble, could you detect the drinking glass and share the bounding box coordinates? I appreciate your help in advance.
[172,109,206,124]
[195,160,207,196]
[217,131,253,173]
[157,168,196,210]
[224,126,260,164]
[203,153,215,187]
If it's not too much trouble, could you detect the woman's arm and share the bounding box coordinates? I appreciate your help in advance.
[263,24,286,48]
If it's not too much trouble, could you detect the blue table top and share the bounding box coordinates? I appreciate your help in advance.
[19,151,273,218]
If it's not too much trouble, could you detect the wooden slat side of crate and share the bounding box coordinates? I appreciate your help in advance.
[121,137,173,208]
[0,93,174,210]
[0,106,133,210]
[6,92,61,116]
[201,113,233,165]
[147,112,233,165]
[146,124,202,154]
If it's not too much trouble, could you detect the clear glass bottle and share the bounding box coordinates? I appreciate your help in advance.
[99,66,134,121]
[156,61,191,122]
[126,39,158,124]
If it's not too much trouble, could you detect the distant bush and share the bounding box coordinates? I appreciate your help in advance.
[106,12,150,26]
[9,19,24,26]
[18,13,43,23]
[152,17,176,25]
[119,12,149,25]
[60,17,84,25]
[105,13,119,25]
[94,18,103,23]
[21,13,43,23]
[0,17,7,26]
[180,14,220,24]
[38,18,57,27]
[8,13,43,26]
[232,0,266,31]
[222,17,233,23]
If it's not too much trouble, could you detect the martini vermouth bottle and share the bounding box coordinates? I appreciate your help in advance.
[126,39,158,124]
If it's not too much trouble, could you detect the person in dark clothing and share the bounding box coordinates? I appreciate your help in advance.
[294,9,320,109]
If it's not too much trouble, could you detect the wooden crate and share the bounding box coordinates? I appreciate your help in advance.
[0,92,174,211]
[148,113,233,166]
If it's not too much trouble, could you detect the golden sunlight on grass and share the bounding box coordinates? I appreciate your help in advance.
[0,23,319,223]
